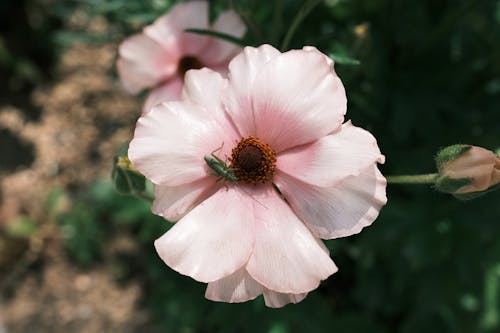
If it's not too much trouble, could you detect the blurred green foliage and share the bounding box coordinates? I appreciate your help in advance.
[7,0,500,332]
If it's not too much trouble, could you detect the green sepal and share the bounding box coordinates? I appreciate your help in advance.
[452,184,500,201]
[434,175,471,193]
[435,144,472,171]
[112,155,146,195]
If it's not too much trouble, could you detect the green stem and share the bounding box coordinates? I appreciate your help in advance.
[270,0,284,45]
[386,173,438,184]
[280,0,323,51]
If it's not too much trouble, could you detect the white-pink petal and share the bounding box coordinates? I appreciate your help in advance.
[117,34,175,94]
[275,165,387,239]
[144,1,210,55]
[223,45,282,137]
[205,268,263,303]
[154,187,254,283]
[246,186,337,294]
[277,121,385,187]
[152,177,220,222]
[142,78,184,114]
[182,68,226,110]
[129,102,233,187]
[182,69,239,140]
[200,10,247,66]
[224,45,346,152]
[302,46,334,68]
[263,290,308,308]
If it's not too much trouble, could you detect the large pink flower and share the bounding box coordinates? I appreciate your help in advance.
[129,44,387,308]
[117,0,246,113]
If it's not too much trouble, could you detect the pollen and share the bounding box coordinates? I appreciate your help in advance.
[230,136,276,184]
[177,56,203,77]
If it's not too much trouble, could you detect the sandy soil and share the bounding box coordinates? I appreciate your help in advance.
[0,32,155,332]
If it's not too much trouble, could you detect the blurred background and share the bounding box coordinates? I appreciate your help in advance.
[0,0,499,332]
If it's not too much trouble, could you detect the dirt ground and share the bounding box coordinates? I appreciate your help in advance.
[0,37,154,332]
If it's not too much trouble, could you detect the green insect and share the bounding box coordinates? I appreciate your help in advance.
[204,147,238,182]
[204,146,268,209]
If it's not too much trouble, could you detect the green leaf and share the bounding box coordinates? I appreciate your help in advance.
[330,53,361,65]
[481,263,500,330]
[328,43,361,65]
[184,28,246,46]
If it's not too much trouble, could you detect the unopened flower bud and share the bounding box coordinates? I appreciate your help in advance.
[112,155,146,194]
[435,144,500,199]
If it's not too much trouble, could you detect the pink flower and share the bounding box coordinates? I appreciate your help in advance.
[117,0,246,113]
[129,44,387,307]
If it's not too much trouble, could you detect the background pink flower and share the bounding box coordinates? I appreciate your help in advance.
[117,0,246,113]
[128,45,387,307]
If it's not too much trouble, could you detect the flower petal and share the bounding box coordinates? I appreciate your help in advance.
[205,268,263,303]
[182,68,225,109]
[277,121,384,187]
[224,45,346,152]
[129,101,233,186]
[303,46,334,67]
[142,78,184,114]
[223,44,282,137]
[152,177,220,222]
[246,186,337,294]
[154,187,254,283]
[200,10,246,65]
[275,165,387,239]
[182,68,240,140]
[263,290,308,308]
[144,1,210,55]
[117,34,175,94]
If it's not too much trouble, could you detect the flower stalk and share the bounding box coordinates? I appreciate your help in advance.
[386,144,500,200]
[280,0,323,51]
[386,173,438,184]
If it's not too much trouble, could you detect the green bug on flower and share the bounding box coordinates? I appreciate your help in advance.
[204,146,238,183]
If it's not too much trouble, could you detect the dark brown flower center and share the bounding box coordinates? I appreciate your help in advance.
[238,145,263,173]
[230,136,276,184]
[177,56,203,77]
